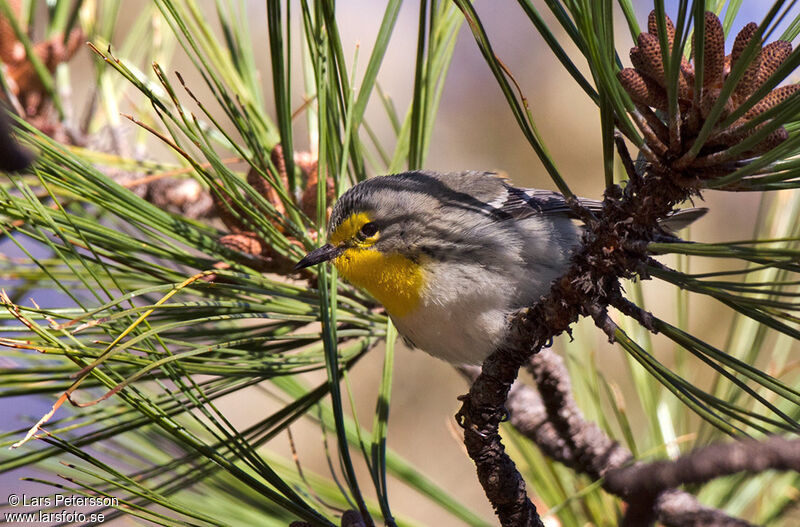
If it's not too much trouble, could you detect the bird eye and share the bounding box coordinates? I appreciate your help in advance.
[358,222,379,239]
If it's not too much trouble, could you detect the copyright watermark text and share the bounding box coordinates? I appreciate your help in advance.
[4,494,117,524]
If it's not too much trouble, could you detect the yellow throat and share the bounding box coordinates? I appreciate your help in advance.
[329,212,424,317]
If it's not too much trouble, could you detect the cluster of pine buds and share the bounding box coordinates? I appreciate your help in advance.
[618,11,797,180]
[212,144,333,276]
[0,0,83,121]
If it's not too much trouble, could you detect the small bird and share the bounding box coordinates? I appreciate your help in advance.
[295,170,705,364]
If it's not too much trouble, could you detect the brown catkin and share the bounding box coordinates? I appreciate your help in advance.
[0,0,24,64]
[618,68,668,111]
[300,162,335,221]
[757,40,793,88]
[219,232,263,256]
[700,11,725,89]
[632,33,666,85]
[730,19,761,101]
[743,126,789,158]
[647,10,675,50]
[731,22,759,66]
[209,181,247,233]
[745,84,800,119]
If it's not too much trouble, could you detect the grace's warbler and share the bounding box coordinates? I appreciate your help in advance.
[295,170,705,364]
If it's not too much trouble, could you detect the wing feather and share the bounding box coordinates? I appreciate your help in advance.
[493,184,602,220]
[493,183,707,231]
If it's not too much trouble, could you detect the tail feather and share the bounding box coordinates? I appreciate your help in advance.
[659,207,708,232]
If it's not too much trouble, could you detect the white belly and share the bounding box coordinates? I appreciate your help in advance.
[388,215,580,364]
[392,288,509,364]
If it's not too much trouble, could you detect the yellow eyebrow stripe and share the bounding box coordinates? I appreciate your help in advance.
[330,212,372,245]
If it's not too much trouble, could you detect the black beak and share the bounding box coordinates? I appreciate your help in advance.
[294,243,343,271]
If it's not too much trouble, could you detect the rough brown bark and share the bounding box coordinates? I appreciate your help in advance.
[459,350,783,526]
[462,350,762,527]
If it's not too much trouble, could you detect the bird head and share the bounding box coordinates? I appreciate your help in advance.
[294,173,439,316]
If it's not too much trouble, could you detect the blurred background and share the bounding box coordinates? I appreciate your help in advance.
[1,1,797,525]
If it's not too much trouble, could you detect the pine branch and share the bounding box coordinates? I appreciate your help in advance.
[462,351,764,527]
[456,346,544,527]
[608,436,800,525]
